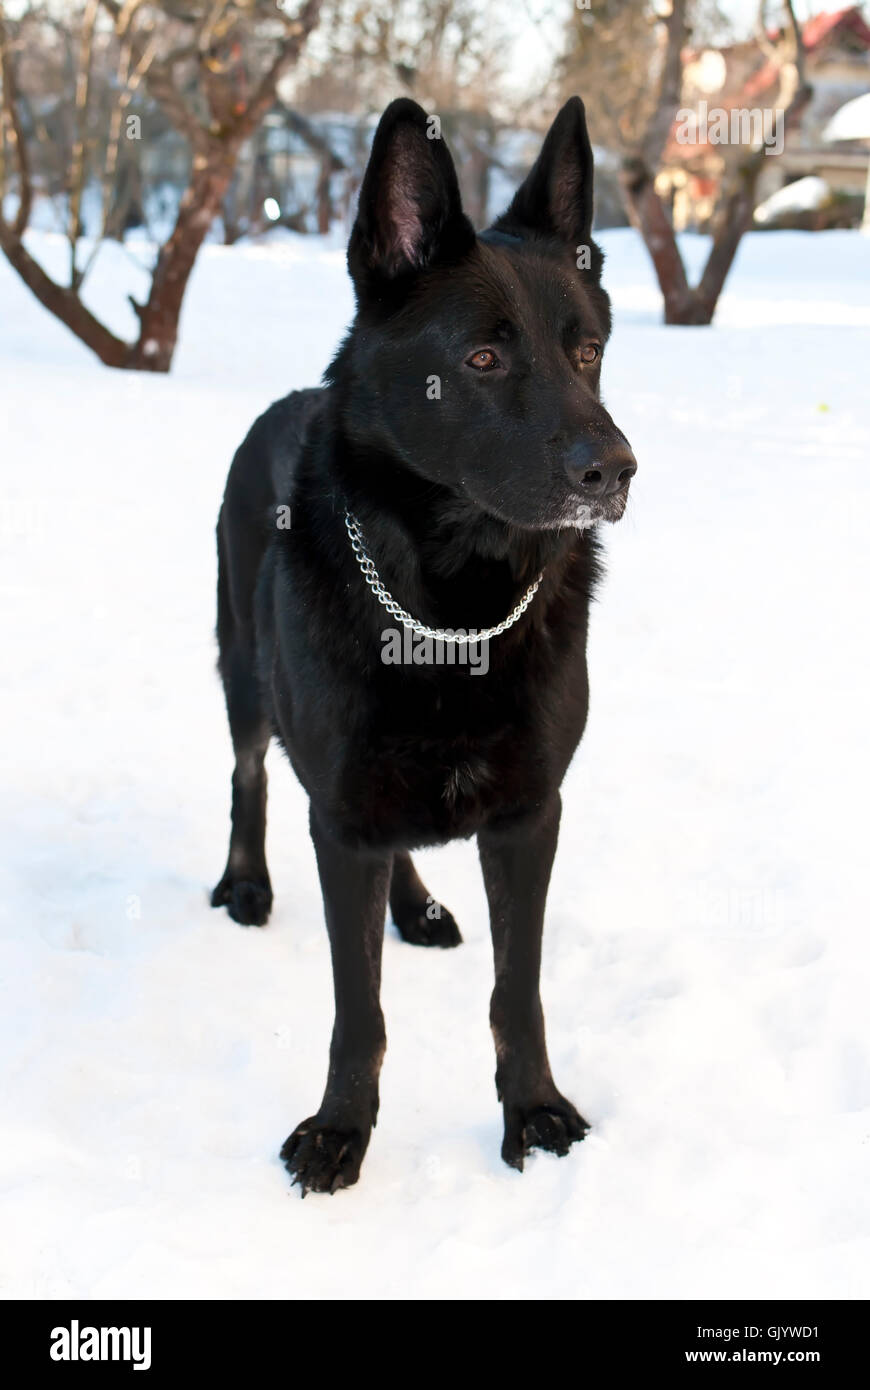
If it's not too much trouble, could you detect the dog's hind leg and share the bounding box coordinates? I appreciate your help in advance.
[211,515,273,927]
[388,850,461,948]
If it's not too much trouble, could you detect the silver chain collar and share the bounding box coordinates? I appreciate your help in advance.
[343,511,544,645]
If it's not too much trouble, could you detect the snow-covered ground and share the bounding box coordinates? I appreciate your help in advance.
[1,227,869,1300]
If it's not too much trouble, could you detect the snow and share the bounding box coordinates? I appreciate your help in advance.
[823,91,870,143]
[1,227,869,1300]
[754,175,831,222]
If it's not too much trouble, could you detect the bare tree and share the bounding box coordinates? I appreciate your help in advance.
[303,0,504,115]
[290,0,510,226]
[563,0,812,324]
[0,0,323,371]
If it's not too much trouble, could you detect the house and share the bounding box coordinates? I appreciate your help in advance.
[657,6,870,231]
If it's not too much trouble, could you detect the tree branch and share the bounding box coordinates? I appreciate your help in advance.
[754,0,779,63]
[0,4,33,237]
[641,0,690,172]
[99,0,211,153]
[0,215,130,365]
[280,103,346,170]
[231,0,324,144]
[68,0,100,289]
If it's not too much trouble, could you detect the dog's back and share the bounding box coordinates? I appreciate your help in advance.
[217,387,325,634]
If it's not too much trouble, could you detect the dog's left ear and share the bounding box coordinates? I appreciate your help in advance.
[493,97,595,250]
[348,99,475,286]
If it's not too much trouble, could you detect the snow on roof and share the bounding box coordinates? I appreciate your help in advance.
[754,175,831,222]
[823,91,870,141]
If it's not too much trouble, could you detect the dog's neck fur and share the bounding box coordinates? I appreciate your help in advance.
[311,323,600,634]
[330,416,577,576]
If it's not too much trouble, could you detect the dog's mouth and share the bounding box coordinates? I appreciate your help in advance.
[467,478,633,534]
[560,483,631,530]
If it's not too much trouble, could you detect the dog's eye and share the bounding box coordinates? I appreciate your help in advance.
[466,349,501,372]
[578,343,601,366]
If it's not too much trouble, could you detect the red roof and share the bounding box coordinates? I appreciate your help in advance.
[743,8,870,100]
[801,7,870,51]
[744,59,780,100]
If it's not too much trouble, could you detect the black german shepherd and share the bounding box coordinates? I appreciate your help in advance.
[212,97,636,1194]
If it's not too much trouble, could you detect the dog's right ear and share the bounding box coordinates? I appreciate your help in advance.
[348,99,475,287]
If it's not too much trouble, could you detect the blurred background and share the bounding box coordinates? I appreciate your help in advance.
[1,1,869,365]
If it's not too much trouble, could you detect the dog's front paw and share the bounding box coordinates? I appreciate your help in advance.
[210,873,272,927]
[280,1119,367,1196]
[501,1096,589,1172]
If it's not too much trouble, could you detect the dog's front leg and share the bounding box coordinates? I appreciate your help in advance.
[478,795,589,1171]
[281,808,390,1196]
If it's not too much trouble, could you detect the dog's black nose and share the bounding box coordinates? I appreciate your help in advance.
[567,440,637,498]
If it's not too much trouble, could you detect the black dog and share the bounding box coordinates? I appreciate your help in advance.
[212,97,636,1194]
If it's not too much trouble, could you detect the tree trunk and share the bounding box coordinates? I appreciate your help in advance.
[127,154,236,371]
[621,154,766,327]
[620,158,710,324]
[694,168,761,322]
[316,154,332,234]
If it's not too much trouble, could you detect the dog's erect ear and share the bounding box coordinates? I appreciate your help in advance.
[493,97,595,249]
[348,99,475,285]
